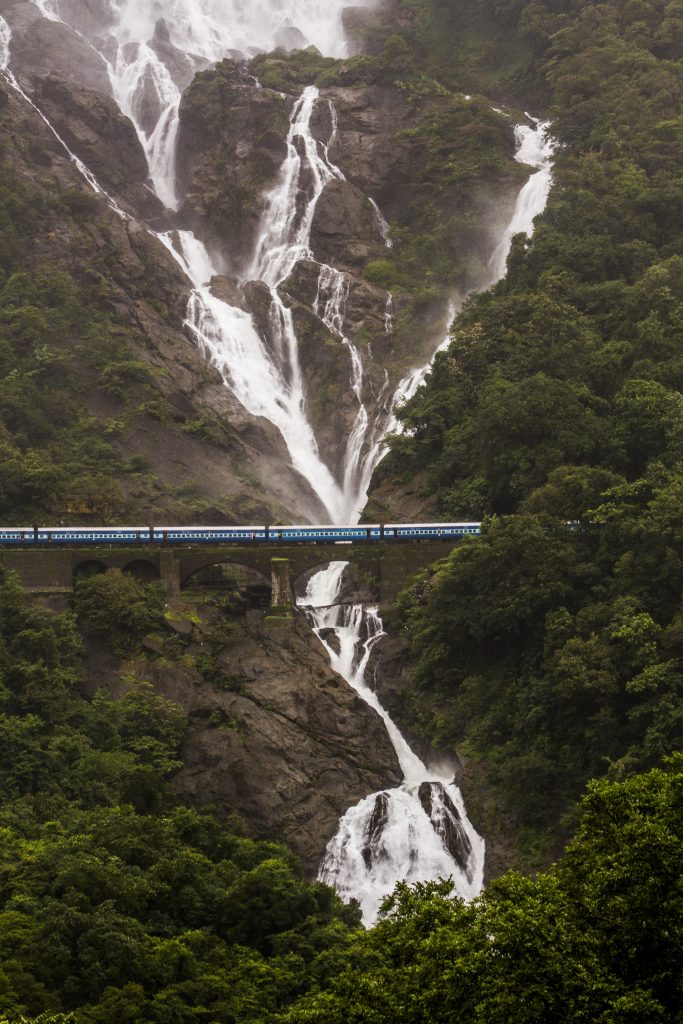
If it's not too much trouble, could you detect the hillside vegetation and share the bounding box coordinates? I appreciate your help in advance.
[0,574,364,1022]
[371,0,683,864]
[0,573,679,1022]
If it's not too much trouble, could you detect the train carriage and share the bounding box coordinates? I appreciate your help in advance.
[0,522,483,546]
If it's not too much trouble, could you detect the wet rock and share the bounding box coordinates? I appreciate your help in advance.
[10,15,111,96]
[310,178,377,268]
[150,17,204,93]
[274,26,308,51]
[31,75,165,219]
[242,279,279,357]
[418,781,473,873]
[362,792,390,868]
[210,274,245,309]
[176,63,290,268]
[47,0,117,38]
[149,616,404,873]
[318,627,342,656]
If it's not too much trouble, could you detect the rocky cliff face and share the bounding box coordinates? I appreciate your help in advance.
[173,58,526,487]
[1,2,528,517]
[175,61,290,270]
[0,4,336,523]
[84,609,402,873]
[368,628,516,881]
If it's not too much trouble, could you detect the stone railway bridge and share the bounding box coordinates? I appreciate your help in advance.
[1,541,463,610]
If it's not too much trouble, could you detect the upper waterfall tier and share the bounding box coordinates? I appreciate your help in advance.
[32,0,372,206]
[36,0,365,59]
[3,0,554,524]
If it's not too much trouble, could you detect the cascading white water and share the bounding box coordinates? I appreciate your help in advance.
[179,85,374,523]
[25,2,553,528]
[386,118,554,433]
[384,293,394,334]
[0,15,10,68]
[312,263,381,517]
[488,118,553,281]
[158,224,348,522]
[8,4,556,924]
[300,564,485,925]
[35,0,365,208]
[370,198,393,249]
[304,118,555,923]
[252,89,343,285]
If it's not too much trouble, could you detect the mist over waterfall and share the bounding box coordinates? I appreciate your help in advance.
[386,118,554,429]
[300,565,485,925]
[488,119,554,281]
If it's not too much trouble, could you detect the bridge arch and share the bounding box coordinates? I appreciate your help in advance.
[122,558,160,583]
[181,560,272,608]
[73,559,108,582]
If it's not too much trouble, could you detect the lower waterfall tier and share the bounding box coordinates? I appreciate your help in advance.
[300,563,485,925]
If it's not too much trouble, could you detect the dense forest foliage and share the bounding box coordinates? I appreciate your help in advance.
[0,574,362,1022]
[0,575,680,1022]
[280,758,682,1023]
[374,0,683,862]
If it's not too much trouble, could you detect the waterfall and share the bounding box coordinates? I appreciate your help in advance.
[173,85,357,523]
[252,88,344,286]
[304,118,555,923]
[488,118,553,281]
[384,293,394,334]
[7,3,557,925]
[387,118,555,429]
[370,198,393,248]
[313,263,378,513]
[34,0,363,208]
[21,3,554,526]
[300,564,485,925]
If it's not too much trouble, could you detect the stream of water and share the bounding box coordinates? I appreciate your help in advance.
[300,564,484,924]
[1,4,554,925]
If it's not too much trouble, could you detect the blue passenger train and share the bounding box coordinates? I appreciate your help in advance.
[0,523,481,546]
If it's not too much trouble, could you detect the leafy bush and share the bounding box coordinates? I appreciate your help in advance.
[74,570,166,654]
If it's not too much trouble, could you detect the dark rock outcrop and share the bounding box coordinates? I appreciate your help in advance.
[362,792,390,868]
[7,11,111,96]
[418,781,473,874]
[310,178,377,268]
[176,61,290,269]
[130,613,403,873]
[150,17,205,93]
[31,74,168,222]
